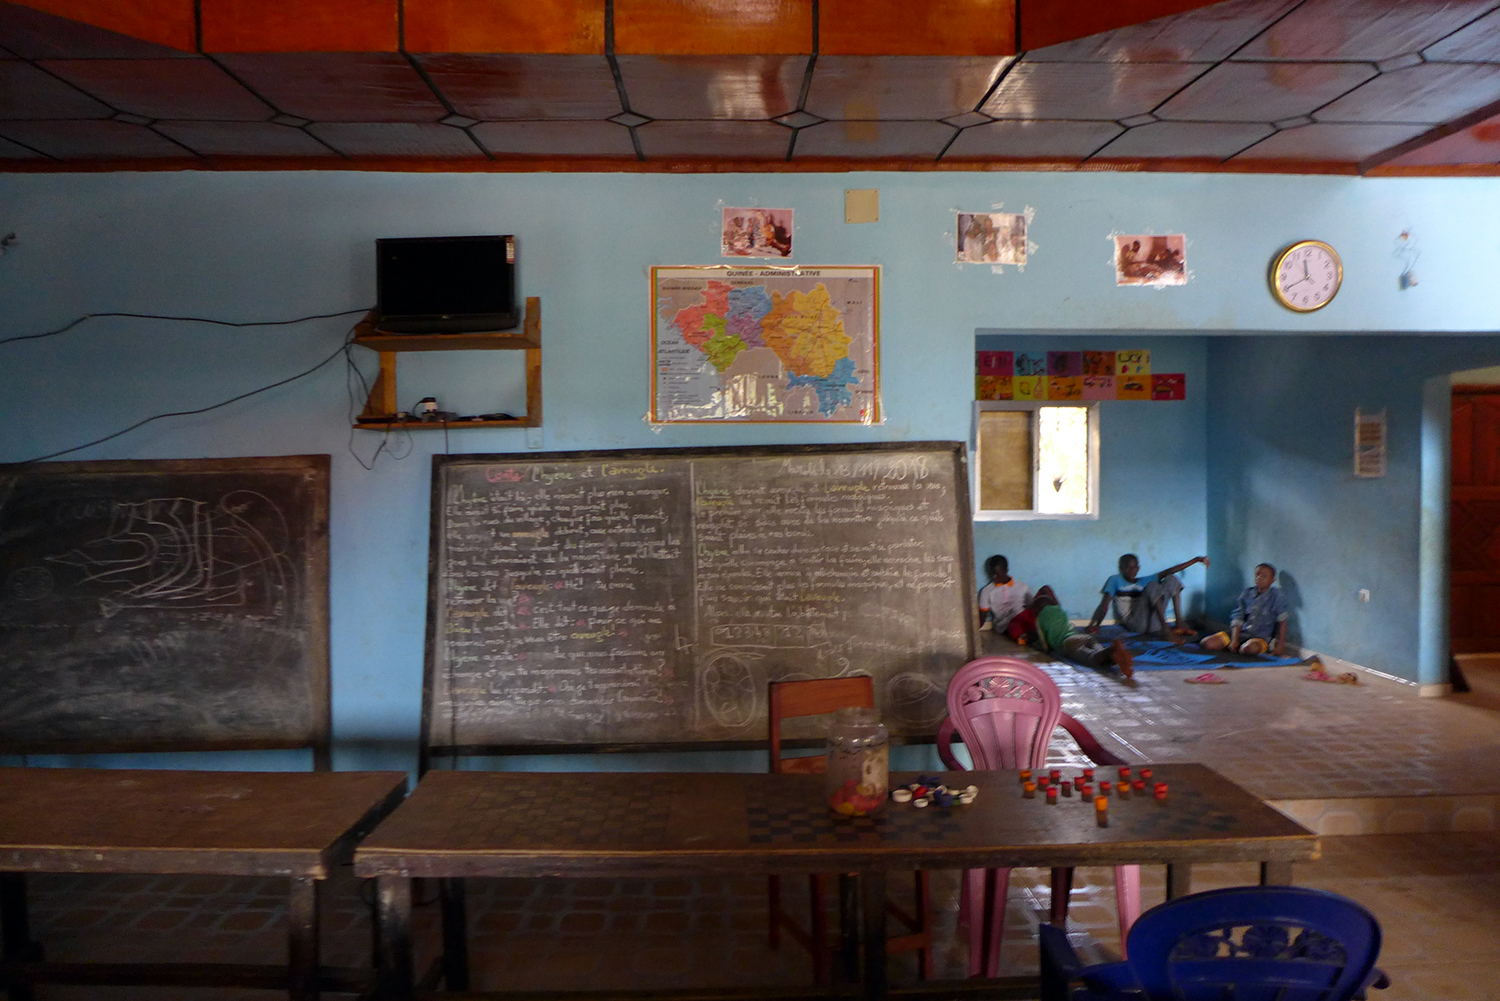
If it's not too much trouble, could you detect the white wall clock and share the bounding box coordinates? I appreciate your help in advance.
[1270,240,1342,312]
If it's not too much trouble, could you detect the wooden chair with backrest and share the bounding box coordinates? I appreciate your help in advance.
[943,656,1142,978]
[767,676,932,983]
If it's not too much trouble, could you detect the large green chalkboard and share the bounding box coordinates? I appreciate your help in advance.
[423,443,977,759]
[0,455,330,760]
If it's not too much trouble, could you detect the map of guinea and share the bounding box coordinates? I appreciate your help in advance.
[652,267,879,424]
[670,282,855,415]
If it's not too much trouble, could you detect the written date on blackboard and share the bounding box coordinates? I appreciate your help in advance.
[426,446,976,750]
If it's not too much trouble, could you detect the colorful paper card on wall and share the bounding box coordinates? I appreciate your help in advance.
[977,351,1012,376]
[976,375,1013,400]
[1014,376,1046,400]
[1082,374,1115,400]
[1116,350,1150,376]
[1014,352,1046,377]
[1117,372,1151,400]
[1083,351,1115,376]
[1047,351,1081,378]
[1151,373,1186,400]
[1048,377,1082,400]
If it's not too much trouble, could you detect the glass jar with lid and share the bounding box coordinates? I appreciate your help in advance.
[825,706,889,816]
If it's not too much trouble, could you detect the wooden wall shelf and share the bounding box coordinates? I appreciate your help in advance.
[352,297,541,430]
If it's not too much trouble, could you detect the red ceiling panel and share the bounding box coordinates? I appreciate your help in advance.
[944,118,1122,157]
[1379,112,1500,166]
[1019,0,1230,53]
[0,1,189,58]
[1423,9,1500,62]
[418,54,620,120]
[200,0,397,53]
[804,56,1011,120]
[819,0,1013,55]
[404,0,605,55]
[0,59,111,118]
[471,119,637,156]
[615,0,811,55]
[6,0,194,52]
[1235,0,1499,62]
[1093,119,1273,158]
[1025,0,1299,62]
[1317,63,1500,125]
[40,58,273,120]
[153,119,333,155]
[634,119,791,158]
[0,117,195,156]
[1155,61,1376,122]
[984,61,1207,121]
[306,121,486,157]
[793,119,957,158]
[1232,121,1429,160]
[616,55,806,120]
[212,53,446,122]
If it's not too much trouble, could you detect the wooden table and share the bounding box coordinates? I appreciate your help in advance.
[354,763,1316,1000]
[0,767,407,1001]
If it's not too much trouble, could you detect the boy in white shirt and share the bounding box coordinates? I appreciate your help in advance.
[977,555,1034,632]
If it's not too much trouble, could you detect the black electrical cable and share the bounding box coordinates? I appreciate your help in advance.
[17,327,359,466]
[0,307,372,349]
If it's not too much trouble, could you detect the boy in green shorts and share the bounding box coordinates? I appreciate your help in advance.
[1017,587,1135,681]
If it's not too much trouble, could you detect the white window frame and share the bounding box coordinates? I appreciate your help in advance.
[971,401,1100,522]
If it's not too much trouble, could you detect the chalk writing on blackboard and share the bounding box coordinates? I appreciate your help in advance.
[424,444,976,753]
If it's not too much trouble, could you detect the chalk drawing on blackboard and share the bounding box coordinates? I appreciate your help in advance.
[886,673,948,729]
[43,491,295,619]
[700,649,764,728]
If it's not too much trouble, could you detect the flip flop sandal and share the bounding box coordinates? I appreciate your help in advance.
[1303,668,1334,682]
[1336,672,1360,685]
[1184,672,1228,684]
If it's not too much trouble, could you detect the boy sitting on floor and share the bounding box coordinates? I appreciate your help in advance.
[1201,562,1289,656]
[1011,586,1135,682]
[1088,552,1208,639]
[976,554,1034,633]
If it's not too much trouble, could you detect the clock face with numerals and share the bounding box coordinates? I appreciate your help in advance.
[1271,241,1342,312]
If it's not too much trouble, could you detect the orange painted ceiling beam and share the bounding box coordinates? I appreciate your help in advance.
[12,0,1233,57]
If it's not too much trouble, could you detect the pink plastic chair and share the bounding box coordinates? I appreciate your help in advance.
[941,656,1142,978]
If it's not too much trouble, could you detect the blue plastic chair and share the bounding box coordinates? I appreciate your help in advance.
[1040,885,1389,1001]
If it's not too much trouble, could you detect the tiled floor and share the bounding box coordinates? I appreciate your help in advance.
[15,655,1500,999]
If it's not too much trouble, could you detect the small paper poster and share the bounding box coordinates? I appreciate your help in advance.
[1083,351,1115,376]
[1115,234,1186,286]
[1047,351,1081,378]
[977,350,1012,376]
[957,211,1027,265]
[1151,373,1186,400]
[721,207,793,258]
[1048,377,1082,400]
[1014,376,1046,400]
[1116,350,1151,377]
[1014,352,1046,377]
[976,375,1013,400]
[1082,374,1116,400]
[1117,373,1151,401]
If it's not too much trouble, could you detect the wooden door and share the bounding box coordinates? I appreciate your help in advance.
[1452,387,1500,653]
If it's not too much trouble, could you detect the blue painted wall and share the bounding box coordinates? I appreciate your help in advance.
[2,170,1499,770]
[1205,336,1500,683]
[972,334,1209,622]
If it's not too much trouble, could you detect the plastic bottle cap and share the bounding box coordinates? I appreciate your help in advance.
[1094,796,1109,810]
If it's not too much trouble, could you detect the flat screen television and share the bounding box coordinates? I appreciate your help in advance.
[375,235,518,334]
